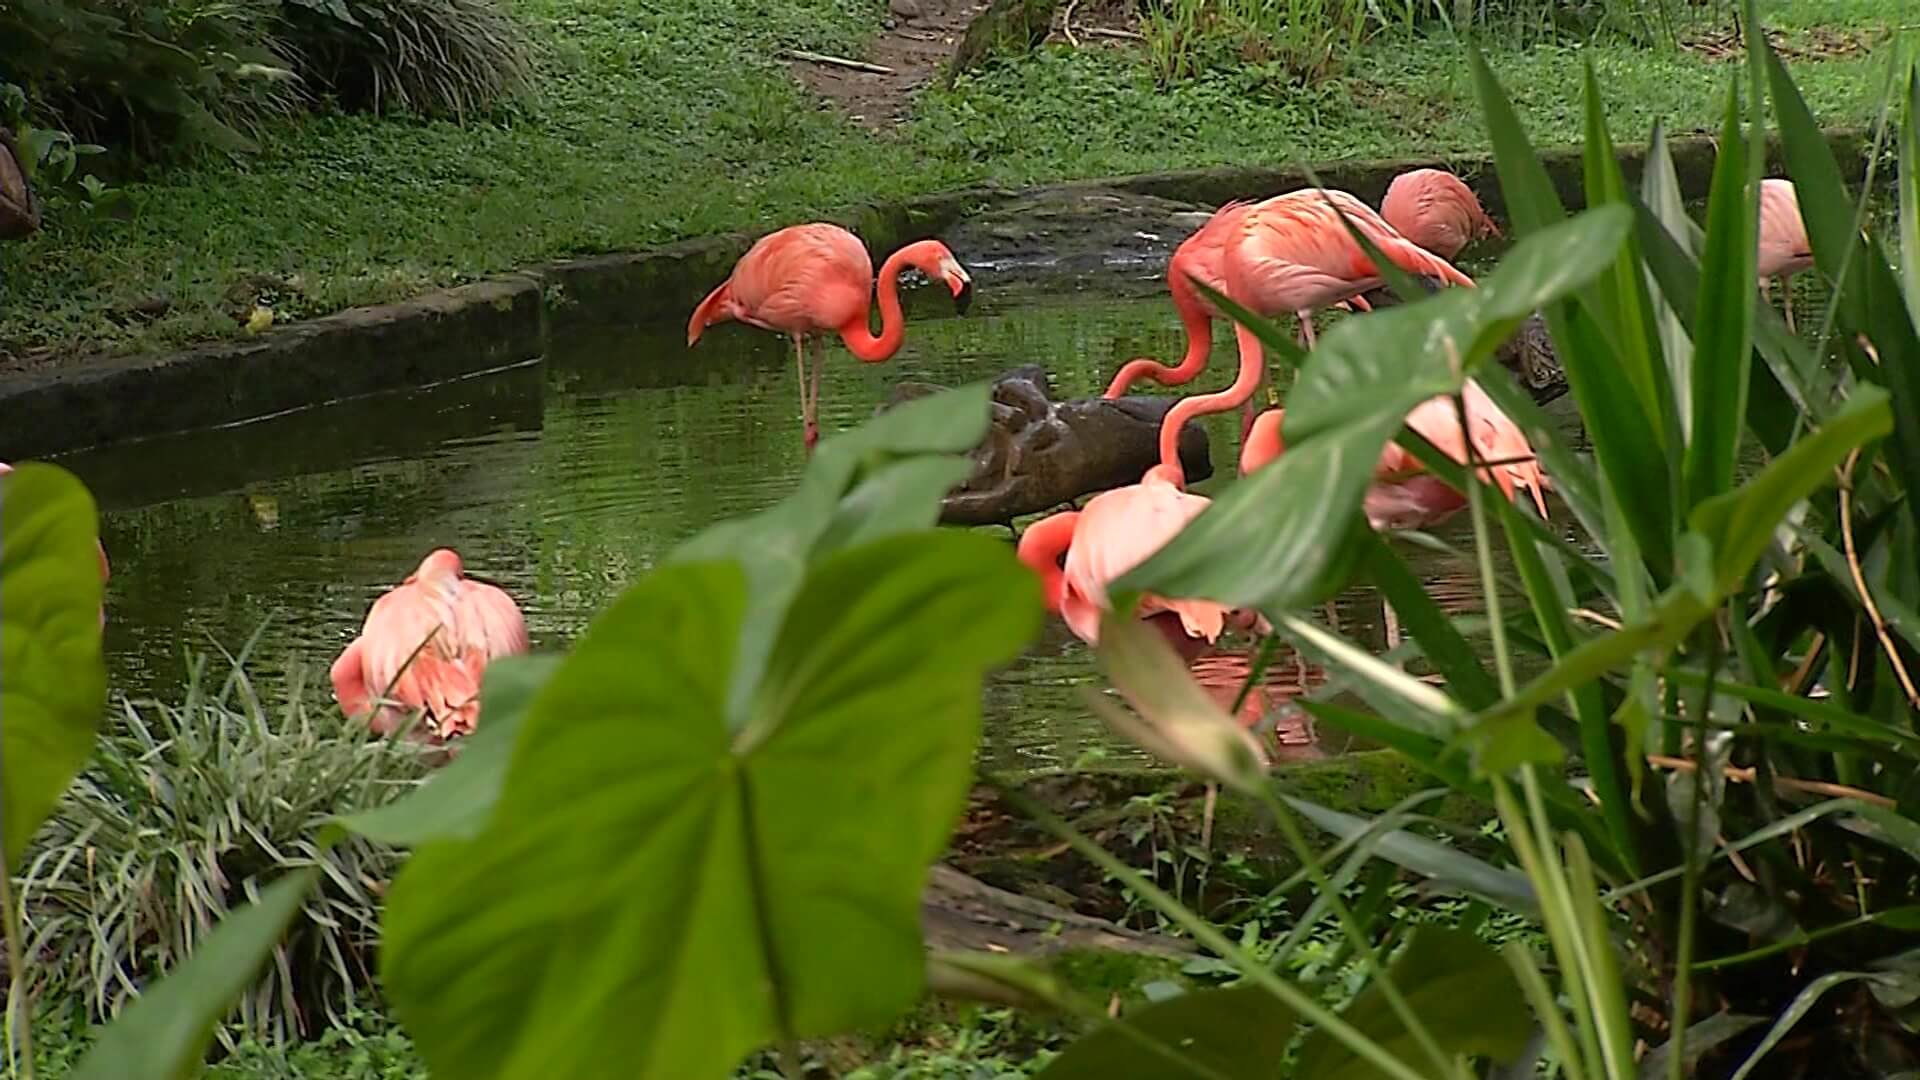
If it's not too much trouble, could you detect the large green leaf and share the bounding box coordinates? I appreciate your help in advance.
[1902,65,1920,319]
[1282,797,1537,913]
[0,462,107,869]
[1581,59,1675,449]
[382,532,1040,1080]
[1684,79,1760,509]
[1035,985,1297,1079]
[71,869,319,1080]
[668,383,991,728]
[1120,209,1630,611]
[339,654,560,846]
[1295,926,1532,1079]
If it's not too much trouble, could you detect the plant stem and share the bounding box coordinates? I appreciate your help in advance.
[990,779,1431,1080]
[0,839,35,1080]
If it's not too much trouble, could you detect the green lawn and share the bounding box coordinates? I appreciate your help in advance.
[0,0,1903,361]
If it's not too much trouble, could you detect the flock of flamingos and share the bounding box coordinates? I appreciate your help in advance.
[4,170,1817,750]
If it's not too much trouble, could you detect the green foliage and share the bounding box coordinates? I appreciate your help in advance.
[278,0,532,116]
[1034,984,1296,1078]
[0,463,105,873]
[17,659,432,1040]
[68,870,321,1080]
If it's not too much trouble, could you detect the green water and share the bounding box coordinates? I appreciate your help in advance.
[58,288,1532,770]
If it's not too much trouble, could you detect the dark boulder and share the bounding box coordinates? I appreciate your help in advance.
[881,365,1213,526]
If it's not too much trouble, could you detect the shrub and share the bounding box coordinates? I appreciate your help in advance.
[0,0,302,159]
[276,0,533,117]
[15,652,433,1041]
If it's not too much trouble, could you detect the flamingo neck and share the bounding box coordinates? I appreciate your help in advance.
[1016,511,1081,615]
[1157,321,1266,477]
[1239,409,1285,475]
[1103,268,1215,398]
[839,246,919,363]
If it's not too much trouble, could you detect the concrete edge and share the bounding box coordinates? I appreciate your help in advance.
[0,128,1871,460]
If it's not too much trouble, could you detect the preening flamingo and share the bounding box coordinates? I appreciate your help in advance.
[1757,178,1813,333]
[1155,188,1475,481]
[1239,377,1550,531]
[1102,201,1266,436]
[0,461,109,627]
[1380,169,1500,261]
[687,223,973,455]
[1016,465,1254,663]
[330,548,529,742]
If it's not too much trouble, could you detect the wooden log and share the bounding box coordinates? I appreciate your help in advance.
[921,863,1192,958]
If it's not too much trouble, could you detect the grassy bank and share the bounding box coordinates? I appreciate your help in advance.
[0,0,1903,361]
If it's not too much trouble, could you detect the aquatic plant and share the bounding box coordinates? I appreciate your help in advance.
[15,650,431,1042]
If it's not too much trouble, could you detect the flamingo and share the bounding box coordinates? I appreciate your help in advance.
[1155,188,1475,481]
[330,548,529,742]
[1757,178,1813,333]
[1380,169,1500,261]
[687,224,973,455]
[0,461,109,627]
[1102,201,1263,436]
[1238,377,1550,531]
[1016,465,1257,664]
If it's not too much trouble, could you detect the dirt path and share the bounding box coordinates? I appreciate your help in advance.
[785,0,992,129]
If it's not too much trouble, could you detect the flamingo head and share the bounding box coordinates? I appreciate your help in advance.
[406,548,466,585]
[903,240,973,315]
[1015,511,1080,616]
[1239,410,1286,476]
[1141,463,1186,490]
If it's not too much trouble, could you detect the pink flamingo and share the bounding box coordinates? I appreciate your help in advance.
[1156,189,1475,481]
[1757,178,1814,333]
[1101,201,1264,435]
[1239,377,1550,531]
[0,461,109,627]
[330,549,529,742]
[1380,169,1501,261]
[687,223,973,455]
[1016,465,1256,664]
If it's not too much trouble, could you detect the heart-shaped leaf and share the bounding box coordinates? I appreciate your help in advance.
[1036,985,1298,1079]
[0,462,107,868]
[1295,926,1532,1079]
[382,530,1039,1080]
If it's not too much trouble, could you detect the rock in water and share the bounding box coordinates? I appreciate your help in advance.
[1361,278,1568,405]
[880,365,1213,527]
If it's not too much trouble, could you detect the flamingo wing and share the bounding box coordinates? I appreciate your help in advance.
[724,223,874,335]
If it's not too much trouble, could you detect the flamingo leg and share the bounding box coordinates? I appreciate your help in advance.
[1780,275,1796,334]
[1296,310,1319,350]
[809,336,826,445]
[792,335,814,456]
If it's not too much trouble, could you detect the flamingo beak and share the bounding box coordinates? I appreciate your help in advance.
[944,261,973,315]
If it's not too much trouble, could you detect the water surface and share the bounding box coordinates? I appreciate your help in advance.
[62,288,1538,771]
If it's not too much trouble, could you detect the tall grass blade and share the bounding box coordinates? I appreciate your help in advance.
[1683,79,1759,508]
[1901,65,1920,318]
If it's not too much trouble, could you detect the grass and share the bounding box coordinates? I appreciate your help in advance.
[0,0,1901,362]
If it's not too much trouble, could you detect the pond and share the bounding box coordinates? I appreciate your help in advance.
[58,283,1581,772]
